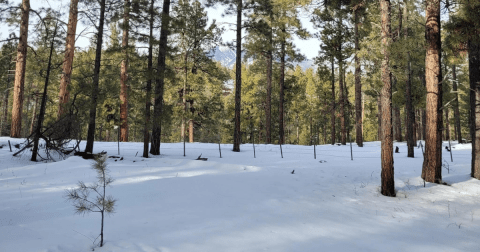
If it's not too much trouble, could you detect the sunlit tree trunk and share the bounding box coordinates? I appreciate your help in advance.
[10,0,30,138]
[58,0,79,117]
[354,7,363,147]
[331,56,336,145]
[143,0,154,158]
[380,0,395,197]
[422,0,442,183]
[469,37,480,178]
[452,65,462,143]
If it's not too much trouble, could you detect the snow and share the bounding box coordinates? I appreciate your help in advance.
[0,137,479,252]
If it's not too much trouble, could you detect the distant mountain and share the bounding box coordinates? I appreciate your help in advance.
[212,46,315,70]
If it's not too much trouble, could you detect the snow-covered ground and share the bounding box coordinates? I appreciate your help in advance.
[0,137,478,252]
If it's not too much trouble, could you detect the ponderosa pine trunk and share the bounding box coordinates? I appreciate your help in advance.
[10,0,29,138]
[377,95,382,141]
[354,7,363,147]
[57,0,78,117]
[422,0,442,183]
[143,0,154,158]
[380,0,395,197]
[469,37,480,179]
[452,65,462,143]
[232,0,242,152]
[119,0,130,142]
[85,0,107,153]
[150,0,171,155]
[331,56,335,145]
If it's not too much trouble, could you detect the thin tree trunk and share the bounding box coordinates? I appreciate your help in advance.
[143,0,154,158]
[380,0,395,197]
[10,0,30,138]
[151,0,171,155]
[339,59,346,145]
[445,108,450,141]
[469,37,480,179]
[189,119,194,142]
[354,7,363,147]
[422,0,442,183]
[85,0,107,153]
[405,4,414,156]
[279,29,286,145]
[452,64,462,143]
[58,0,79,117]
[29,93,38,135]
[120,0,130,142]
[331,56,336,145]
[32,23,57,161]
[394,106,402,141]
[233,0,242,152]
[265,11,272,144]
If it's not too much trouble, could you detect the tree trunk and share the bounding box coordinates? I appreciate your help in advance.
[354,8,363,147]
[1,74,11,136]
[233,0,242,152]
[469,37,480,179]
[32,23,57,161]
[10,0,30,138]
[279,29,286,145]
[394,106,402,142]
[331,56,336,145]
[143,0,154,158]
[265,14,272,144]
[380,0,395,197]
[151,0,171,155]
[452,65,462,143]
[377,95,382,141]
[30,93,38,135]
[422,0,442,183]
[339,59,346,145]
[57,0,78,117]
[445,108,450,141]
[85,0,107,153]
[120,0,130,142]
[189,119,194,142]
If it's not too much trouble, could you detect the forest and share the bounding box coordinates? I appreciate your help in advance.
[0,0,479,198]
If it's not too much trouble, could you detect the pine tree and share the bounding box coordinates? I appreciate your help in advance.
[380,0,395,197]
[119,0,130,142]
[421,0,442,183]
[10,0,29,138]
[57,0,79,117]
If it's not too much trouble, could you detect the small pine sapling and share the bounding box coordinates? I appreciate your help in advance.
[65,155,116,248]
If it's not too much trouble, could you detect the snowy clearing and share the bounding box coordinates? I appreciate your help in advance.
[0,137,479,252]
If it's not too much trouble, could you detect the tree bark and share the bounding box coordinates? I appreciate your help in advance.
[354,8,363,147]
[85,0,107,153]
[394,106,402,142]
[119,0,130,142]
[339,57,346,145]
[469,37,480,179]
[233,0,242,152]
[265,12,272,144]
[151,0,171,155]
[452,65,462,143]
[377,95,382,141]
[331,56,336,145]
[422,0,442,183]
[279,29,286,145]
[380,0,395,197]
[445,108,450,141]
[57,0,79,117]
[189,119,194,142]
[143,0,154,158]
[10,0,30,138]
[1,74,11,136]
